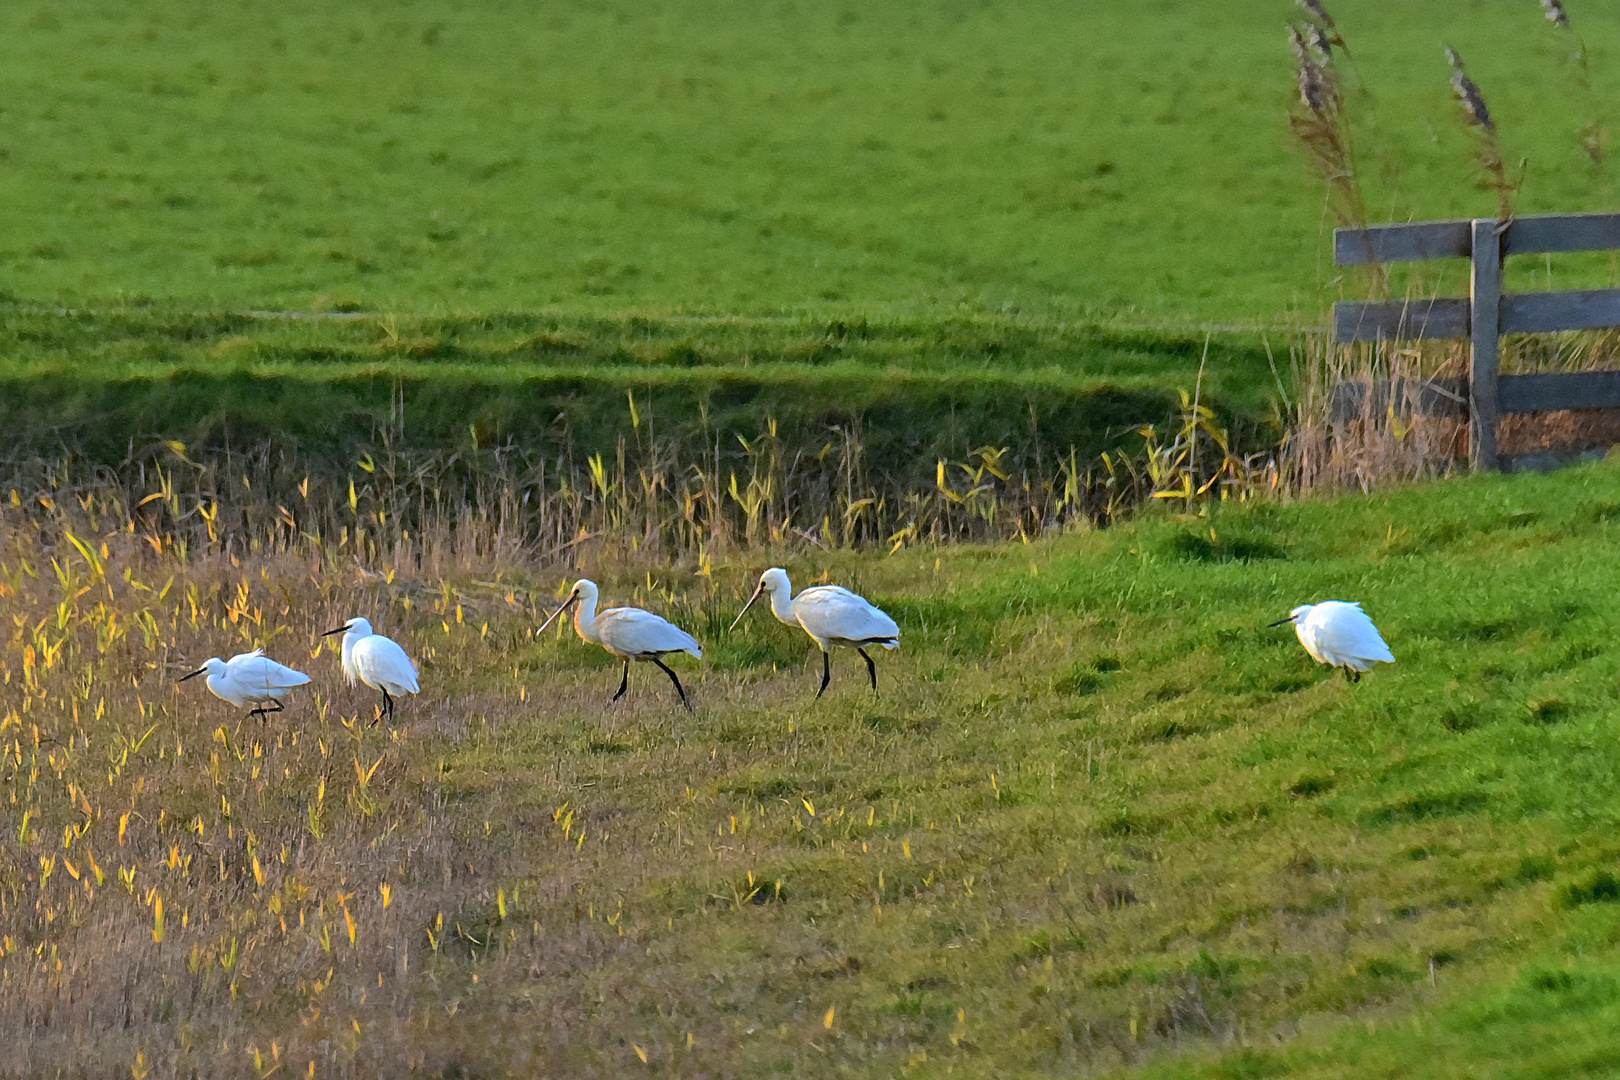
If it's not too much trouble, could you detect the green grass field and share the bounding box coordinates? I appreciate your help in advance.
[8,4,1620,1074]
[4,0,1619,323]
[7,1,1620,470]
[10,462,1620,1075]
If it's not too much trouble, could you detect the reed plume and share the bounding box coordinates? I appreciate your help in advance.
[1446,46,1519,221]
[1287,17,1382,294]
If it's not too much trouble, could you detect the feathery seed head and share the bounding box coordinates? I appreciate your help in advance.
[1289,24,1312,67]
[1446,47,1494,131]
[1307,24,1334,60]
[1295,0,1336,29]
[1297,58,1333,117]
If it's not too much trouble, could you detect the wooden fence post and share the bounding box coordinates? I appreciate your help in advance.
[1332,212,1620,466]
[1469,218,1503,471]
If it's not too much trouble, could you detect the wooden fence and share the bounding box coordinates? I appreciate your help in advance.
[1332,212,1620,470]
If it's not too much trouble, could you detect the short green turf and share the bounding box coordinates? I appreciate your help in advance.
[341,461,1620,1072]
[3,0,1618,322]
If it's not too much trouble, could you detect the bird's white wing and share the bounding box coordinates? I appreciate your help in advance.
[228,652,312,694]
[352,635,420,694]
[598,607,702,658]
[793,586,900,647]
[1309,602,1394,666]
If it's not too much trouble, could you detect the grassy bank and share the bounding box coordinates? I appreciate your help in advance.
[0,306,1281,478]
[5,459,1620,1075]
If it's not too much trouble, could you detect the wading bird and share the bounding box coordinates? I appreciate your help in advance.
[179,649,311,719]
[1269,601,1394,682]
[731,567,899,697]
[536,579,703,708]
[322,617,419,722]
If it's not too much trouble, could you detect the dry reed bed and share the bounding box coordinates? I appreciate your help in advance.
[0,496,562,1076]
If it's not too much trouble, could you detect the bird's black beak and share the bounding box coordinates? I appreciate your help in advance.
[1266,616,1295,628]
[729,582,765,631]
[179,667,206,682]
[321,624,351,637]
[535,591,579,636]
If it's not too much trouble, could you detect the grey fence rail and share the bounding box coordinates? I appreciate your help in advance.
[1332,212,1620,470]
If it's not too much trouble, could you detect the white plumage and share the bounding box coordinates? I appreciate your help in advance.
[731,567,900,696]
[322,617,420,721]
[180,649,311,718]
[535,578,702,708]
[1271,601,1394,682]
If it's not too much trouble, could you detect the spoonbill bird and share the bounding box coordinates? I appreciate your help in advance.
[1269,601,1394,682]
[179,649,311,719]
[535,579,703,708]
[322,617,420,722]
[731,567,899,697]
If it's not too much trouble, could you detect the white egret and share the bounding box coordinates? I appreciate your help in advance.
[535,578,702,708]
[179,649,311,719]
[321,617,420,722]
[1269,601,1394,682]
[731,567,900,697]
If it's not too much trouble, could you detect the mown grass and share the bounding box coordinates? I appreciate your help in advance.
[8,458,1620,1075]
[3,1,1619,321]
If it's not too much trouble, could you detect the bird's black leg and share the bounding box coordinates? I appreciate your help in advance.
[1349,668,1361,685]
[373,688,393,727]
[857,648,879,692]
[651,657,692,711]
[249,699,284,723]
[816,651,832,698]
[612,660,630,702]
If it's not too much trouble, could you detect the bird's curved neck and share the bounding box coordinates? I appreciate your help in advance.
[767,579,796,625]
[573,594,600,641]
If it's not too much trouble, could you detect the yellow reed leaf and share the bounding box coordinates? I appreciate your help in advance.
[354,754,383,788]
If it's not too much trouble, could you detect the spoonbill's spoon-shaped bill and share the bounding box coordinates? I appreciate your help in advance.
[539,579,702,709]
[322,617,420,723]
[732,567,899,697]
[1268,601,1394,683]
[179,649,311,719]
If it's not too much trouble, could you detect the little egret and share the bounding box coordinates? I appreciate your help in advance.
[322,617,420,722]
[179,649,311,719]
[1269,601,1394,682]
[535,578,703,708]
[730,567,899,697]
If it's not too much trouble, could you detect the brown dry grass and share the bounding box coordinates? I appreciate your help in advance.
[1293,327,1620,492]
[0,498,554,1077]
